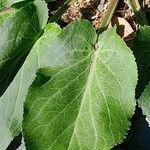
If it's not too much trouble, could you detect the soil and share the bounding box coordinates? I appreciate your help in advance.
[60,0,150,46]
[62,0,132,29]
[49,0,150,37]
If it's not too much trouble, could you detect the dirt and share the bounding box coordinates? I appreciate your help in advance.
[61,0,149,30]
[62,0,108,29]
[61,0,136,45]
[59,0,147,47]
[49,0,150,28]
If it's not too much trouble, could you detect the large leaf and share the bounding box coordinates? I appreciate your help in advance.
[139,84,150,122]
[132,26,150,99]
[22,20,137,149]
[0,0,48,95]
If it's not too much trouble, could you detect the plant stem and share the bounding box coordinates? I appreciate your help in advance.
[98,0,119,34]
[49,0,74,22]
[127,0,148,25]
[128,0,140,12]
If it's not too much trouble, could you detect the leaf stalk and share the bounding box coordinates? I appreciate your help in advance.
[98,0,119,34]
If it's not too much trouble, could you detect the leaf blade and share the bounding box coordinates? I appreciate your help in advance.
[0,0,48,95]
[22,21,137,149]
[0,0,48,149]
[0,0,28,9]
[132,26,150,98]
[139,84,150,122]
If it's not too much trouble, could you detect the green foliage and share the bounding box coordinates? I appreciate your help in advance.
[132,26,150,98]
[139,84,150,121]
[0,0,27,9]
[131,24,150,150]
[1,0,150,149]
[0,0,48,95]
[22,20,137,149]
[0,0,48,149]
[136,27,150,123]
[0,17,138,149]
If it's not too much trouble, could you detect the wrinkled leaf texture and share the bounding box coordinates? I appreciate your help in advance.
[0,0,48,95]
[20,20,137,149]
[0,0,29,9]
[0,0,48,149]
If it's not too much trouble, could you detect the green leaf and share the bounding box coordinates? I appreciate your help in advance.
[45,0,56,2]
[0,2,48,150]
[132,26,150,98]
[0,0,30,9]
[22,20,137,149]
[0,23,61,150]
[0,0,48,95]
[139,84,150,122]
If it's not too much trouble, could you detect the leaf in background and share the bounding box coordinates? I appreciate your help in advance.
[139,84,150,124]
[0,1,48,149]
[132,26,150,99]
[22,20,137,149]
[45,0,56,2]
[0,0,28,9]
[0,0,48,96]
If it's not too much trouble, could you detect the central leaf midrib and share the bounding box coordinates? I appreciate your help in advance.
[67,48,99,150]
